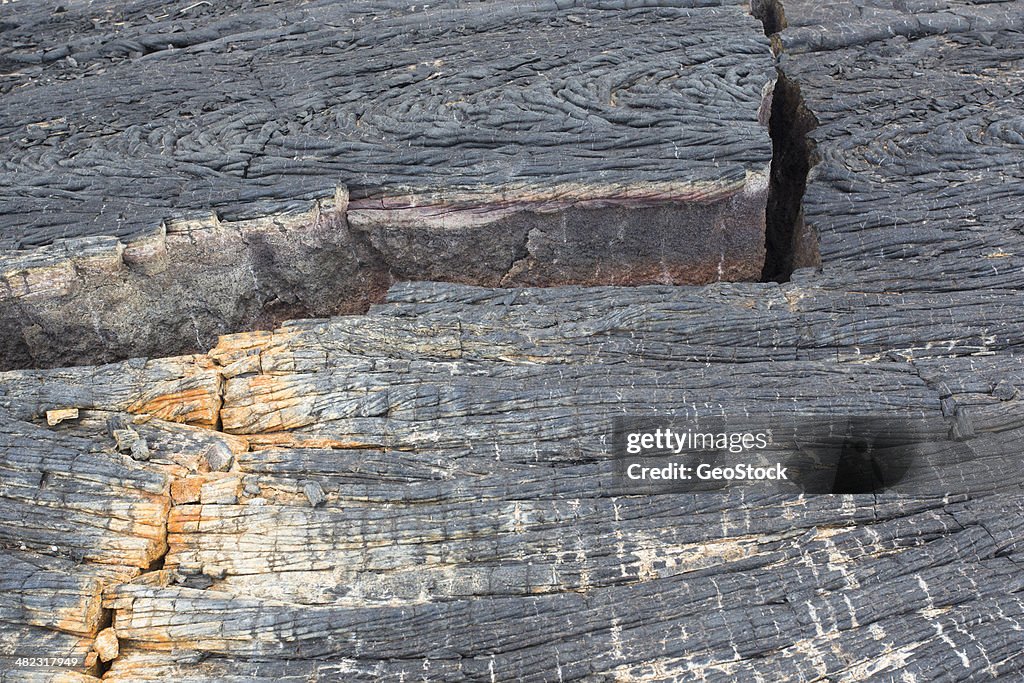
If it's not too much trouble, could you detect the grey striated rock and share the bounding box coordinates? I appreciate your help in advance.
[0,0,1023,681]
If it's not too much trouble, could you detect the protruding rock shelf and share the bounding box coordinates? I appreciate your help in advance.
[0,0,773,370]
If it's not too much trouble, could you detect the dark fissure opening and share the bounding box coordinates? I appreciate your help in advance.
[751,0,821,283]
[751,0,787,38]
[761,69,820,283]
[92,604,115,678]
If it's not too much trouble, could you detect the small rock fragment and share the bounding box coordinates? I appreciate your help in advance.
[46,407,79,426]
[171,566,214,589]
[170,476,203,505]
[130,437,151,461]
[939,395,956,418]
[112,426,139,452]
[108,416,151,460]
[951,407,976,441]
[302,480,326,507]
[180,574,214,590]
[203,441,234,472]
[937,382,955,417]
[243,477,261,496]
[93,627,119,662]
[993,380,1018,401]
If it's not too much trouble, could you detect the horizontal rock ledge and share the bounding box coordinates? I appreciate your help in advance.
[0,171,770,370]
[0,0,775,370]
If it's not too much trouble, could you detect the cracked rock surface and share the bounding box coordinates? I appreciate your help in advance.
[2,279,1024,679]
[0,0,773,369]
[1,0,1024,680]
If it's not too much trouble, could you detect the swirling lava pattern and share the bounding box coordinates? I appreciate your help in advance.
[0,0,771,249]
[777,0,1024,292]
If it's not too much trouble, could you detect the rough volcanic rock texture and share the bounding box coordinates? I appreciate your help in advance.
[1,0,1024,680]
[1,281,1023,680]
[0,0,774,369]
